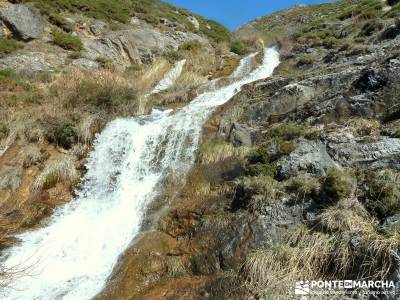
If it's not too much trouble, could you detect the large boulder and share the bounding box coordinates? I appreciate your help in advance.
[277,140,341,179]
[0,4,43,41]
[228,122,257,146]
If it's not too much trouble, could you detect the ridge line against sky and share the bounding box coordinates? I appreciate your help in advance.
[164,0,335,30]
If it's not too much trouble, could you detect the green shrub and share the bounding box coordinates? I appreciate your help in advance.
[54,122,78,149]
[178,40,202,52]
[323,169,355,201]
[245,139,294,177]
[230,40,249,55]
[0,68,17,80]
[67,51,82,59]
[270,123,308,141]
[297,54,319,66]
[0,123,8,140]
[384,2,400,17]
[48,13,73,32]
[200,19,232,43]
[125,64,142,77]
[52,29,83,51]
[0,37,22,57]
[287,175,320,196]
[237,175,284,212]
[246,162,278,178]
[364,169,400,218]
[359,20,383,36]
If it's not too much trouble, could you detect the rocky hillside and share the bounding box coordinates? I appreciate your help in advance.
[95,0,400,299]
[2,0,400,298]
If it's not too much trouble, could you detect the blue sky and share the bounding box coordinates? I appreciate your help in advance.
[164,0,334,30]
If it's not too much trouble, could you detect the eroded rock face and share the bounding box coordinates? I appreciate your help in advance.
[328,138,400,169]
[0,52,65,74]
[277,140,341,179]
[0,4,43,41]
[84,27,206,67]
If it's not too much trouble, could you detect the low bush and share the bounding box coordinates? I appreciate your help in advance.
[125,64,142,77]
[52,29,83,51]
[297,54,318,66]
[48,13,73,32]
[235,175,283,212]
[287,175,320,197]
[32,155,77,191]
[0,123,8,140]
[270,123,309,141]
[359,20,383,36]
[54,121,78,149]
[230,40,249,55]
[245,139,294,177]
[322,169,355,201]
[0,38,22,57]
[363,169,400,218]
[178,40,202,52]
[67,51,82,59]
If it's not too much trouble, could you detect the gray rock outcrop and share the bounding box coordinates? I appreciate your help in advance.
[0,4,43,40]
[328,138,400,169]
[277,140,341,178]
[84,27,206,67]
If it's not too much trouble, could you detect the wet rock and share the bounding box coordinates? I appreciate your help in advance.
[353,68,388,93]
[0,4,43,41]
[277,140,341,179]
[219,218,252,269]
[327,138,400,169]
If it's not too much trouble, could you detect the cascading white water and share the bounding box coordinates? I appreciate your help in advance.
[149,59,186,94]
[2,48,279,300]
[231,52,257,78]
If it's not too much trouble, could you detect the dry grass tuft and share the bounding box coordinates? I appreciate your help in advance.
[32,155,78,192]
[166,256,188,277]
[197,141,250,164]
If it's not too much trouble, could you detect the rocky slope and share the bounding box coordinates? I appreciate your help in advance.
[95,0,400,299]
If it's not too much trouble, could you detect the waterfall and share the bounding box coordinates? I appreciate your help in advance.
[149,59,186,94]
[2,48,280,300]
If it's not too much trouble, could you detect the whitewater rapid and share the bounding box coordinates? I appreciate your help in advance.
[2,48,279,300]
[150,59,186,94]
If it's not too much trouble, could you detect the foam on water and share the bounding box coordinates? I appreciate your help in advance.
[2,48,279,300]
[150,59,186,94]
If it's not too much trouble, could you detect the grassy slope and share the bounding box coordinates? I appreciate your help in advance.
[239,0,391,45]
[24,0,231,43]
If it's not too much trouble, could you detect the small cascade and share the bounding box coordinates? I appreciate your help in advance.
[149,59,186,94]
[2,48,280,300]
